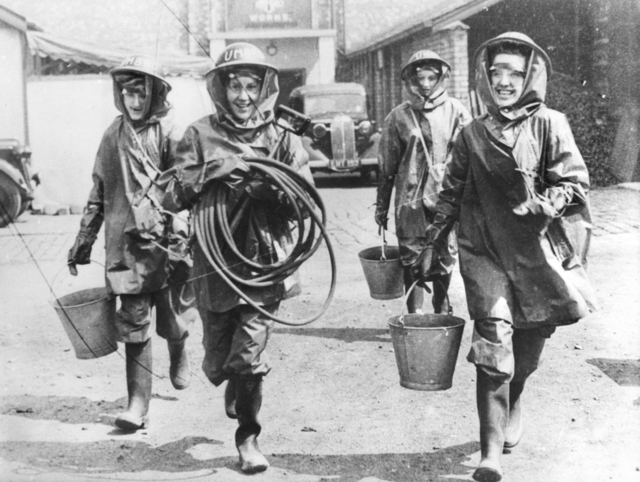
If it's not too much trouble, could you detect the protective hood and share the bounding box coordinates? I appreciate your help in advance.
[205,64,279,132]
[474,32,552,121]
[405,73,450,112]
[111,74,171,126]
[402,52,451,112]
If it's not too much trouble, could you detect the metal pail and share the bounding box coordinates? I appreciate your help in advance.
[51,287,118,359]
[358,245,404,300]
[388,313,465,391]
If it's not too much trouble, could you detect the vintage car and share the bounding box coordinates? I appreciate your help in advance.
[287,82,380,179]
[0,139,38,227]
[0,6,38,227]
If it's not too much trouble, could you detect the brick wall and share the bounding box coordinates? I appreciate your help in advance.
[338,23,470,126]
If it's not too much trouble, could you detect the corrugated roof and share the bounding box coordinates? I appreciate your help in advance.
[344,0,504,56]
[26,30,213,77]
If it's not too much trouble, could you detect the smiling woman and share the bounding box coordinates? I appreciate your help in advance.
[489,53,527,108]
[122,83,148,121]
[486,40,533,110]
[224,70,263,123]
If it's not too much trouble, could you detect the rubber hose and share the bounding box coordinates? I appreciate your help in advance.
[193,156,336,326]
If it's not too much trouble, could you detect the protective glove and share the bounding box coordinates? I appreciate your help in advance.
[150,155,251,212]
[512,185,572,233]
[67,236,93,276]
[425,212,456,248]
[245,177,279,203]
[375,176,395,230]
[275,191,310,221]
[410,245,438,286]
[67,203,103,276]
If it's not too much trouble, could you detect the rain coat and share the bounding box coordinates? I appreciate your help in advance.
[154,64,311,313]
[79,76,178,294]
[435,33,596,328]
[378,74,471,237]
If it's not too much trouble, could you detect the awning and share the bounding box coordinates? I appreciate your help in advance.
[26,30,214,77]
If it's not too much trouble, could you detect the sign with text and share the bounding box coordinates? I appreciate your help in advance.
[227,0,312,30]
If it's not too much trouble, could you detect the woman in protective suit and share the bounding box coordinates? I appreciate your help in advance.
[67,55,199,431]
[413,33,596,481]
[375,50,471,314]
[154,42,312,473]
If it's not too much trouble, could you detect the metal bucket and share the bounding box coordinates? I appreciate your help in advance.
[358,245,404,300]
[388,312,465,391]
[51,287,118,359]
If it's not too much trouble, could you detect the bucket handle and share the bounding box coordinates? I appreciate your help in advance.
[380,228,387,261]
[49,259,110,304]
[397,279,453,327]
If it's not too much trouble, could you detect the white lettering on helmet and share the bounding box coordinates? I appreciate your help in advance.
[224,48,247,62]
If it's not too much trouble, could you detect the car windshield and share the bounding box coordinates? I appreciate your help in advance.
[304,94,367,118]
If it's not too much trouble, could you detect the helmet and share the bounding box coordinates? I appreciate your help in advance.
[208,42,277,76]
[401,50,451,80]
[110,55,171,90]
[474,32,552,74]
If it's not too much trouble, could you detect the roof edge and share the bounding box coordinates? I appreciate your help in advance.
[0,4,27,32]
[344,0,504,58]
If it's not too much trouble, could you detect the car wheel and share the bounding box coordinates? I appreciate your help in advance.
[17,199,30,216]
[0,172,21,228]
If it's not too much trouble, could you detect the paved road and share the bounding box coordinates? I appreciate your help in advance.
[2,180,639,266]
[1,179,639,482]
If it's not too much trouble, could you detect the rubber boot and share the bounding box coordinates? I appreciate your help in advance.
[225,378,237,419]
[504,329,546,452]
[432,273,452,314]
[168,336,190,390]
[235,376,269,474]
[473,369,509,482]
[403,266,424,314]
[503,380,525,453]
[115,340,152,430]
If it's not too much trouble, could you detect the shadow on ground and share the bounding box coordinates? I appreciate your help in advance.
[275,327,391,344]
[586,358,640,386]
[0,437,478,481]
[0,394,176,426]
[267,443,478,482]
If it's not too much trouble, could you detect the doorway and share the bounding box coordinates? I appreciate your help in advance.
[276,69,306,109]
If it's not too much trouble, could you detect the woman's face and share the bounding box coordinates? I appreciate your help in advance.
[123,88,147,121]
[415,68,440,98]
[226,73,261,122]
[490,53,527,108]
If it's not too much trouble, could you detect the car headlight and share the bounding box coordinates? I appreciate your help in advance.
[358,121,372,136]
[312,123,328,139]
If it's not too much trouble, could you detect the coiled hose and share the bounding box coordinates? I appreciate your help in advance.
[193,156,336,326]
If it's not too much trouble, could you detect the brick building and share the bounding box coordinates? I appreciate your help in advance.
[1,0,638,180]
[336,0,640,181]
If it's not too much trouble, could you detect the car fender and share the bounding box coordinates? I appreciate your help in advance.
[0,159,29,196]
[301,136,331,170]
[360,132,381,161]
